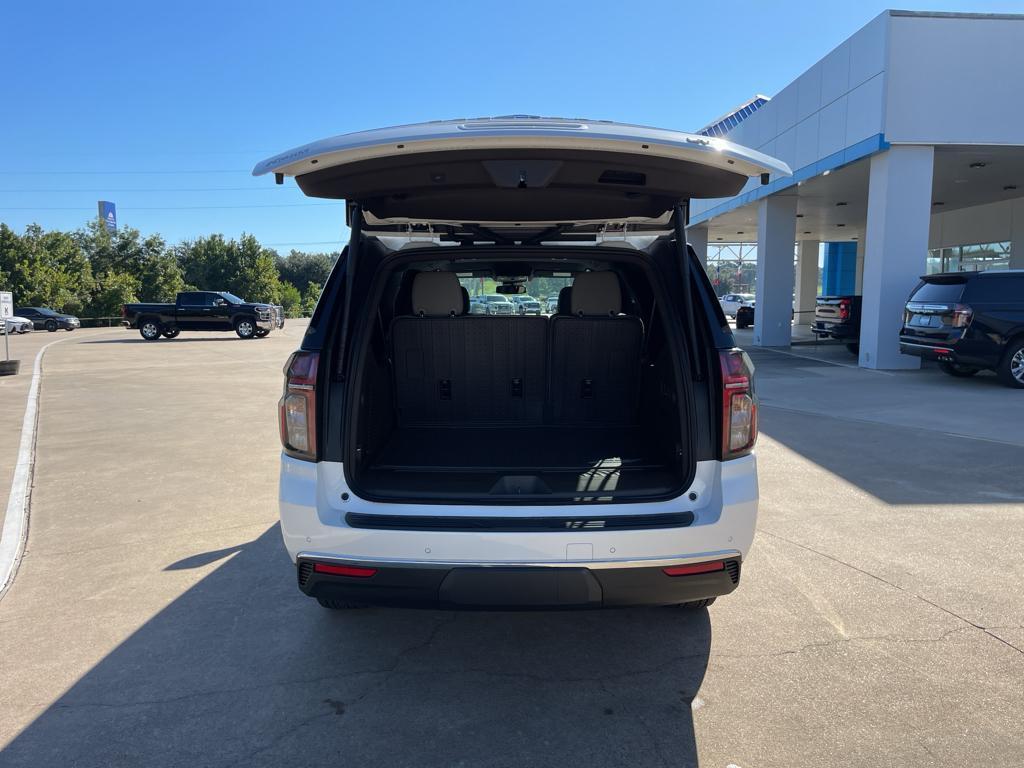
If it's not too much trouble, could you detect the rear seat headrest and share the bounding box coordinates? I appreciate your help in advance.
[411,272,464,317]
[570,272,622,316]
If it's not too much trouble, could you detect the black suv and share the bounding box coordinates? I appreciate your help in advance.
[900,270,1024,388]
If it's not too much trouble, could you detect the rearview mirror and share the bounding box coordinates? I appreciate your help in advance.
[495,284,526,295]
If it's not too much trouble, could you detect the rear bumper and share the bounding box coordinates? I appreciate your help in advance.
[812,320,857,340]
[899,337,995,368]
[297,556,740,609]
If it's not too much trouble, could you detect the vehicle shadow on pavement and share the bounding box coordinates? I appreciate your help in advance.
[760,405,1024,505]
[2,525,711,768]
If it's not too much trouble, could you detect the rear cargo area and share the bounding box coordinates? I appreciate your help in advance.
[344,256,691,503]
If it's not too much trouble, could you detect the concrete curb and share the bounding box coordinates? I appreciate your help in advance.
[0,336,73,600]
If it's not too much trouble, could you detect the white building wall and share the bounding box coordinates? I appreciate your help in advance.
[885,14,1024,145]
[928,197,1024,250]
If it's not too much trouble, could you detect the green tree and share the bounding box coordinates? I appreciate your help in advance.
[279,280,302,318]
[87,271,140,317]
[277,251,336,294]
[301,281,322,316]
[233,234,281,303]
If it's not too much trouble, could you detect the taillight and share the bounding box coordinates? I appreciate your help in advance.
[279,350,319,461]
[838,298,850,321]
[720,349,758,460]
[951,303,973,328]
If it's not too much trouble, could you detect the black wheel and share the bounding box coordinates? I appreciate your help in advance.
[254,329,269,338]
[162,327,180,339]
[736,319,750,329]
[316,596,367,610]
[139,320,162,341]
[938,360,979,378]
[996,339,1024,389]
[234,317,257,339]
[45,319,58,332]
[675,598,716,609]
[845,342,860,355]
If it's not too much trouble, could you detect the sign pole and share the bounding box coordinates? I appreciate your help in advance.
[0,290,17,375]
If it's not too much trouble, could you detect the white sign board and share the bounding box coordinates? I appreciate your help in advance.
[0,291,12,319]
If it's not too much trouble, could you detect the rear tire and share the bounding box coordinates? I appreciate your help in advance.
[139,320,162,340]
[316,596,368,610]
[938,360,979,378]
[676,598,716,609]
[234,318,256,339]
[254,329,269,338]
[162,327,180,339]
[996,339,1024,389]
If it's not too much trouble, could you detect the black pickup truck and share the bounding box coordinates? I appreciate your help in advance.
[122,291,284,340]
[811,295,862,354]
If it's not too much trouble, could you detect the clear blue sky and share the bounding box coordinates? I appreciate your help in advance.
[1,0,1017,252]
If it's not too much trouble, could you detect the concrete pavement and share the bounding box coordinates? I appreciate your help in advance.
[0,324,1021,767]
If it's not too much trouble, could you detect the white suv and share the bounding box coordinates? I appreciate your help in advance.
[259,117,788,610]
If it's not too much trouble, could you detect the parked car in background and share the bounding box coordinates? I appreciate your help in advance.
[122,291,283,340]
[510,295,542,315]
[3,315,34,334]
[479,294,514,315]
[545,296,559,314]
[719,293,755,318]
[900,270,1024,388]
[734,303,795,330]
[15,306,80,332]
[812,295,862,354]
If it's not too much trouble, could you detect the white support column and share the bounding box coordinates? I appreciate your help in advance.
[794,240,819,326]
[688,226,709,270]
[859,146,934,369]
[754,195,798,346]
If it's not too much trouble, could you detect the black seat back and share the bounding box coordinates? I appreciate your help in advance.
[391,273,547,425]
[549,271,643,424]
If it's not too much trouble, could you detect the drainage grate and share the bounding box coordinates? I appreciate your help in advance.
[297,561,314,587]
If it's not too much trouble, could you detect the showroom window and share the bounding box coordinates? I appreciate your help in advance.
[927,241,1011,273]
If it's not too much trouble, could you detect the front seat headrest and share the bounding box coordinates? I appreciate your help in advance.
[557,286,573,315]
[570,271,622,316]
[411,272,464,317]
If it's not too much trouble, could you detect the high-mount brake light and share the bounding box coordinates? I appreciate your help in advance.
[279,351,319,461]
[719,349,758,460]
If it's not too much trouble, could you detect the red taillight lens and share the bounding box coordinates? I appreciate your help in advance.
[838,299,850,320]
[663,560,725,577]
[720,349,758,460]
[313,563,377,578]
[279,351,319,461]
[951,303,973,328]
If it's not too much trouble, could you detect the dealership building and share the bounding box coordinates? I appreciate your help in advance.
[687,10,1024,369]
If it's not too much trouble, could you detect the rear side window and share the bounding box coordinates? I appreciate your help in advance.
[966,275,1023,303]
[910,280,966,303]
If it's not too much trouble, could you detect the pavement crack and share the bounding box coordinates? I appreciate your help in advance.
[758,528,1024,658]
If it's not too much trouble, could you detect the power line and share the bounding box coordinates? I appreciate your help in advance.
[0,169,253,175]
[0,187,292,193]
[0,202,342,211]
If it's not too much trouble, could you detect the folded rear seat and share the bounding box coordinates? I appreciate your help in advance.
[548,271,643,424]
[391,272,547,425]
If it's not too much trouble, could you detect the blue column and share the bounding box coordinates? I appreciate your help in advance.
[822,242,857,295]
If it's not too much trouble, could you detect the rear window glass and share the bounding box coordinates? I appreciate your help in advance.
[910,280,966,303]
[966,275,1023,303]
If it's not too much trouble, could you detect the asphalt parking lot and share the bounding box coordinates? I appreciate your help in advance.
[0,323,1022,767]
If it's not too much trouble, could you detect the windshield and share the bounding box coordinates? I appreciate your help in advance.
[219,292,246,304]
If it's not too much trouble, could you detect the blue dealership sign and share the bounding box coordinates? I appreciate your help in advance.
[98,200,117,233]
